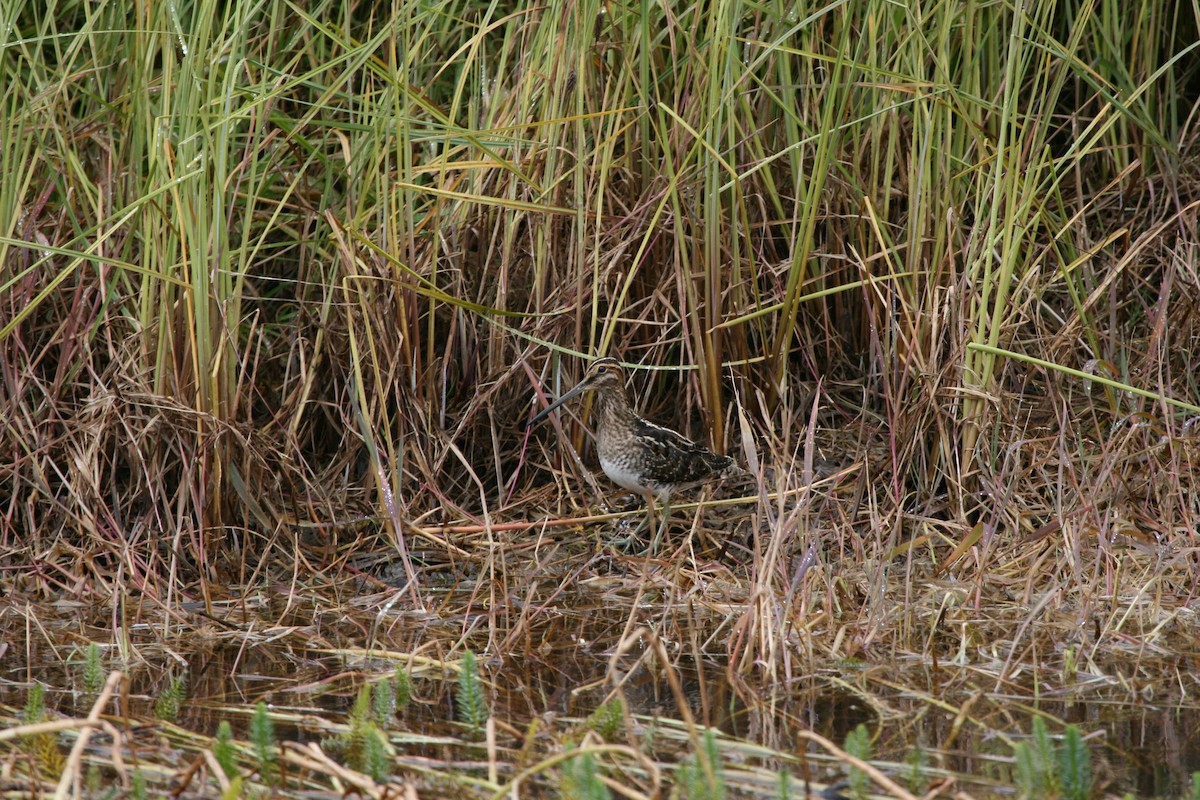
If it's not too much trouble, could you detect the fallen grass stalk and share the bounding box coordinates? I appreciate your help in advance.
[968,343,1200,415]
[794,729,919,800]
[52,671,125,800]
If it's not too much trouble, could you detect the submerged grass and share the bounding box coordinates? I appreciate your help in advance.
[1,0,1199,796]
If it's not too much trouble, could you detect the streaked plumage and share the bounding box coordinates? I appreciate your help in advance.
[528,357,739,550]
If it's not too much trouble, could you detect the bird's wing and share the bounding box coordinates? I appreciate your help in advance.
[630,418,733,485]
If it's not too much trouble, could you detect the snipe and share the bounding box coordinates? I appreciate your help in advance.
[528,357,740,552]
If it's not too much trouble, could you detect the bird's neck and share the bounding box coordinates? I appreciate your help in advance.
[593,385,635,430]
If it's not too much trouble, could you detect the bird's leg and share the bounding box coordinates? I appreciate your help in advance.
[647,494,670,556]
[610,494,649,553]
[645,495,657,556]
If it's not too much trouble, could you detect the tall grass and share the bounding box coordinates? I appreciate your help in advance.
[1,0,1197,683]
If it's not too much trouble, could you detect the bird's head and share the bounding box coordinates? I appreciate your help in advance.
[528,357,625,426]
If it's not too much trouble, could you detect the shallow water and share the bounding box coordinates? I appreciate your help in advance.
[2,569,1198,798]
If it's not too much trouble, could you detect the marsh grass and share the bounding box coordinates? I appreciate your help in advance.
[1,0,1199,796]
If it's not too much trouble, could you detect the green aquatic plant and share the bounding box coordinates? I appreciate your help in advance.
[843,723,872,799]
[562,750,611,800]
[155,674,188,722]
[213,720,238,780]
[455,651,487,737]
[344,685,372,768]
[249,702,278,787]
[393,664,413,713]
[372,675,395,723]
[322,683,395,779]
[85,763,102,794]
[82,642,105,695]
[219,776,245,800]
[678,729,725,800]
[777,769,793,799]
[130,769,147,800]
[362,724,393,782]
[1014,717,1055,797]
[21,682,64,778]
[1013,717,1092,800]
[586,696,625,742]
[905,740,927,792]
[1057,725,1091,800]
[22,682,46,723]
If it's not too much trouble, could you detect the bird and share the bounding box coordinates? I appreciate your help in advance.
[527,356,741,553]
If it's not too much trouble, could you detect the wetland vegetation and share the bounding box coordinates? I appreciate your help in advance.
[2,0,1200,797]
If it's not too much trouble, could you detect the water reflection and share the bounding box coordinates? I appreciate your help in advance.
[1,590,1198,797]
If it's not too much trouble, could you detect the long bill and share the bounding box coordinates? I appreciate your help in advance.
[528,380,590,427]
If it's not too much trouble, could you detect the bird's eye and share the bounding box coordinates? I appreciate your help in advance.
[597,365,608,373]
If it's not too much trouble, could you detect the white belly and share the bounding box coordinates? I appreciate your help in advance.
[598,454,670,499]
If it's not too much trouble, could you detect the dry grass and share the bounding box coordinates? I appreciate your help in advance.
[2,0,1200,796]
